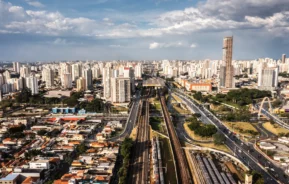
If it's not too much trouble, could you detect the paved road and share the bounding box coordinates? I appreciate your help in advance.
[174,90,289,184]
[255,104,289,129]
[107,94,141,141]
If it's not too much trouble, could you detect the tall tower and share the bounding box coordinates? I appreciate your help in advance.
[13,62,21,73]
[223,36,234,88]
[282,54,286,64]
[83,68,92,90]
[42,67,54,88]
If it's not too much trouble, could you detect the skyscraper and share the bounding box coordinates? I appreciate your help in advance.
[258,67,279,90]
[76,77,86,91]
[124,67,135,92]
[111,77,131,103]
[13,62,21,73]
[71,63,82,81]
[223,36,234,88]
[20,65,31,78]
[26,76,39,95]
[83,68,92,90]
[62,73,72,89]
[282,54,286,64]
[103,66,112,100]
[42,67,54,88]
[135,63,142,79]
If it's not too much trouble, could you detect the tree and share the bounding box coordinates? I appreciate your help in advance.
[213,133,226,145]
[188,121,200,130]
[193,113,201,118]
[37,130,48,136]
[76,143,86,155]
[121,138,133,157]
[272,99,282,107]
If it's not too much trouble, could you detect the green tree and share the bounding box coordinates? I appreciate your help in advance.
[213,133,226,145]
[37,130,48,136]
[272,99,282,108]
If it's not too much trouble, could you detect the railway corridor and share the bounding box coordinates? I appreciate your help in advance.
[128,100,150,184]
[158,90,193,184]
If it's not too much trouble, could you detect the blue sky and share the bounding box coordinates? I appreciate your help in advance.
[1,0,289,61]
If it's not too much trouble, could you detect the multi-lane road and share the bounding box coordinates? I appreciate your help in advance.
[255,104,289,129]
[174,89,289,184]
[106,91,141,142]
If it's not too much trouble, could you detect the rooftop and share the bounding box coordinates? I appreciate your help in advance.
[0,173,19,181]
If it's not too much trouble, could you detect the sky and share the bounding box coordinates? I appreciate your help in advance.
[0,0,289,61]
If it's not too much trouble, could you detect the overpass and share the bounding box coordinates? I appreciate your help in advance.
[254,104,289,130]
[143,77,165,88]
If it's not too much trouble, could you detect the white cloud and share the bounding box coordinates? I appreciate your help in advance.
[190,43,197,48]
[53,38,67,45]
[149,41,184,49]
[149,42,161,49]
[109,44,122,48]
[25,0,45,8]
[1,0,289,39]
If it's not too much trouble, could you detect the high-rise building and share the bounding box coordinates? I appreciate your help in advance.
[83,68,92,90]
[223,36,234,88]
[76,77,86,91]
[3,70,10,83]
[282,54,286,64]
[135,63,142,79]
[62,73,72,89]
[13,62,21,73]
[111,77,131,103]
[0,74,4,87]
[124,67,135,92]
[92,65,100,79]
[258,67,279,90]
[20,65,31,78]
[103,66,112,100]
[60,63,71,85]
[42,67,54,88]
[26,76,39,95]
[71,63,82,81]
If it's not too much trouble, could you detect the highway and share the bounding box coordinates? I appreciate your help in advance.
[174,89,289,184]
[255,104,289,129]
[105,91,141,142]
[128,99,150,184]
[158,90,193,184]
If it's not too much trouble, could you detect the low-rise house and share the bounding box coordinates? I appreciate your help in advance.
[259,142,277,150]
[29,160,50,170]
[278,137,289,144]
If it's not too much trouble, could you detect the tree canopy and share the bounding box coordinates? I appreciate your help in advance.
[214,88,271,106]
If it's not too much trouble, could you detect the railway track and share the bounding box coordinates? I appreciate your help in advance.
[128,99,150,184]
[158,90,192,184]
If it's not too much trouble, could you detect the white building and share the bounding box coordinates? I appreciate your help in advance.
[135,63,142,79]
[20,65,31,78]
[26,76,39,95]
[278,137,289,144]
[71,63,82,81]
[103,66,112,100]
[111,77,131,103]
[258,66,278,90]
[62,73,72,89]
[83,68,92,89]
[42,67,54,88]
[13,62,21,73]
[29,160,50,169]
[259,142,276,150]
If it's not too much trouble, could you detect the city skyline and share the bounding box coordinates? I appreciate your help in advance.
[1,0,289,61]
